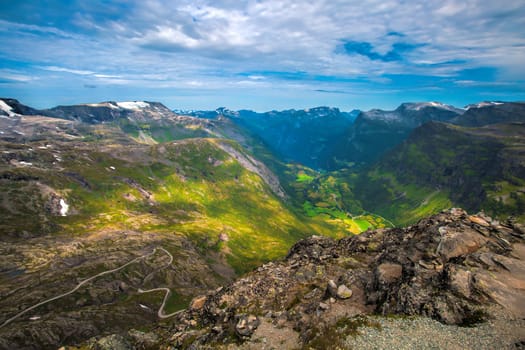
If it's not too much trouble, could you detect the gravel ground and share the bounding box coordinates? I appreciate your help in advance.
[344,311,525,350]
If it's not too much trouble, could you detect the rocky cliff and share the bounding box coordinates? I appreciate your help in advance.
[75,208,525,349]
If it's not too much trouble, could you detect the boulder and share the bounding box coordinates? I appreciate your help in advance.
[336,285,353,299]
[440,229,488,260]
[469,215,490,227]
[447,265,472,298]
[190,295,207,311]
[235,314,260,337]
[376,263,403,284]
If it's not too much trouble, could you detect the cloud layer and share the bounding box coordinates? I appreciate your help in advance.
[0,0,524,110]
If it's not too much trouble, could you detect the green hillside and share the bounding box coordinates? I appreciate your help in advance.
[353,122,525,225]
[1,134,316,275]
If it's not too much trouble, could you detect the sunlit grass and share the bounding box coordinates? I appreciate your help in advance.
[28,139,319,274]
[296,172,315,183]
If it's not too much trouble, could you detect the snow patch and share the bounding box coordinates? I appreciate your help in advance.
[406,102,456,111]
[116,101,150,110]
[84,102,120,109]
[59,199,69,216]
[466,101,504,109]
[0,100,17,117]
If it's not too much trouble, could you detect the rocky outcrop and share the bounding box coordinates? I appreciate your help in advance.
[144,208,525,349]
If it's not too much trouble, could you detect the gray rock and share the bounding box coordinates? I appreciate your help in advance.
[336,284,353,299]
[447,266,472,298]
[235,314,260,337]
[319,302,329,310]
[327,279,338,297]
[440,229,488,260]
[127,330,159,349]
[376,263,403,284]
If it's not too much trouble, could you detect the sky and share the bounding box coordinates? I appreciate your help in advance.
[0,0,524,112]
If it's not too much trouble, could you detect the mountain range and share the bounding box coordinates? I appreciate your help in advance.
[0,97,524,349]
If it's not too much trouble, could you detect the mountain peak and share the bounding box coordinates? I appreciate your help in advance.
[0,99,18,117]
[81,101,166,111]
[398,101,464,113]
[465,101,505,110]
[0,98,40,116]
[453,101,525,126]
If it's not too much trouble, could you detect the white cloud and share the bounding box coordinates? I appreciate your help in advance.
[93,74,122,79]
[0,19,75,39]
[0,0,524,109]
[4,1,525,79]
[40,66,95,75]
[0,69,35,82]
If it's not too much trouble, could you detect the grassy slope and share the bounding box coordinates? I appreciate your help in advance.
[353,122,525,225]
[2,138,316,275]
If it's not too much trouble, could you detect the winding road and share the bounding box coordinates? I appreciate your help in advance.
[137,247,186,318]
[137,287,185,318]
[0,246,178,329]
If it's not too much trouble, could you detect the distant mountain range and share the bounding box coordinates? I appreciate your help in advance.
[182,107,359,169]
[2,97,524,225]
[3,97,524,172]
[181,101,525,170]
[327,102,463,168]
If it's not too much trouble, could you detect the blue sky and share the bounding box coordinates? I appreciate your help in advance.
[0,0,524,111]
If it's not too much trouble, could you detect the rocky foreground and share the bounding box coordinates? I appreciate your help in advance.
[69,208,525,350]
